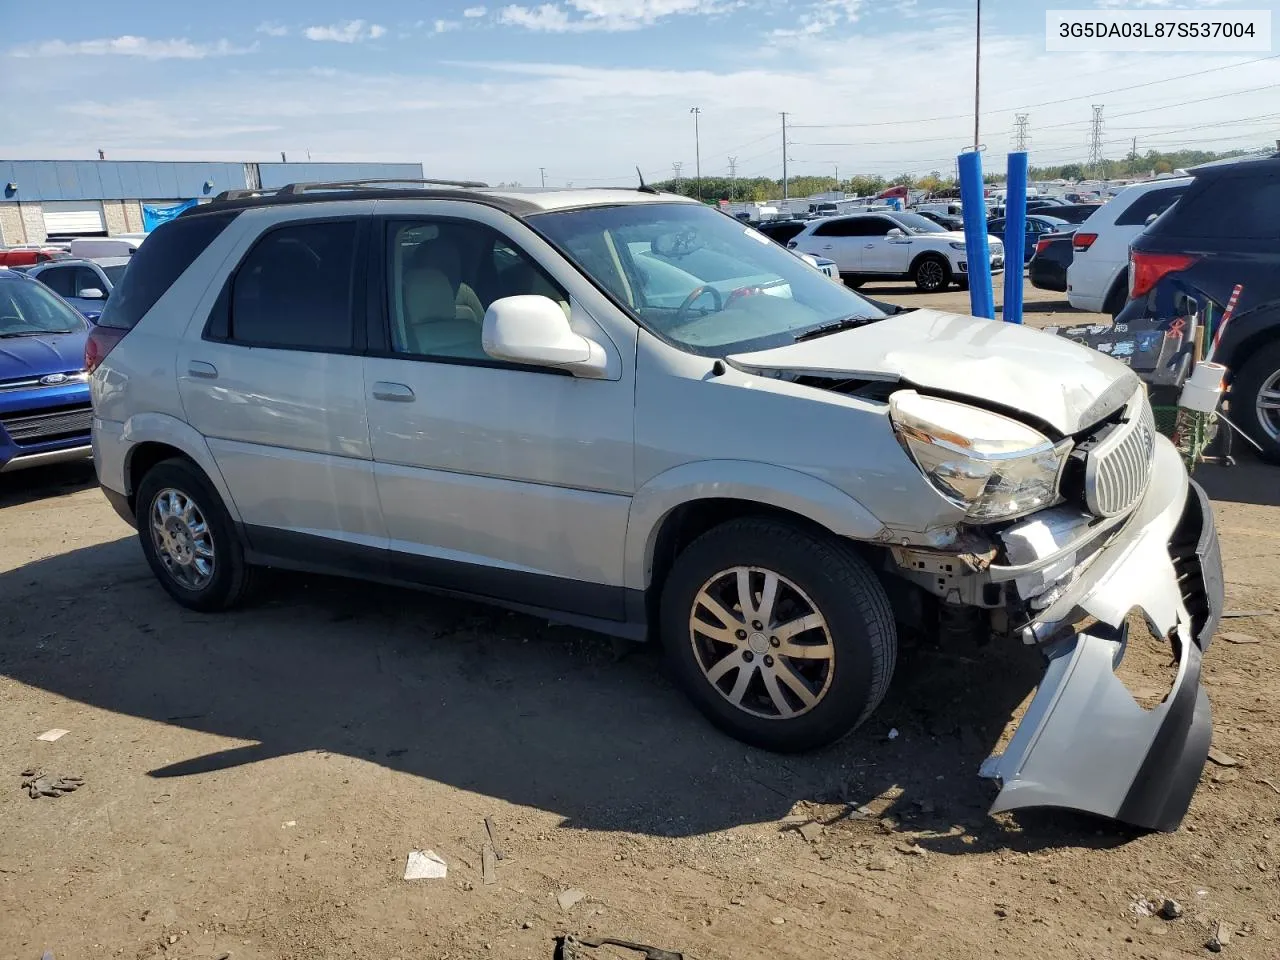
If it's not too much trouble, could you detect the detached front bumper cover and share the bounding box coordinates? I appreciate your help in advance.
[980,437,1223,832]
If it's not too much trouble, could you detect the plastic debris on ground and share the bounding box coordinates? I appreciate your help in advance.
[36,729,70,742]
[402,849,447,880]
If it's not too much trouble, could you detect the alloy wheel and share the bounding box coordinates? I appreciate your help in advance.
[150,488,216,590]
[1256,368,1280,442]
[918,259,945,291]
[688,566,835,720]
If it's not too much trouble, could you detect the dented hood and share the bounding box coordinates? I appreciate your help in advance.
[728,308,1139,434]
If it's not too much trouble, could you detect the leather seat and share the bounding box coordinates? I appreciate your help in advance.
[411,240,485,326]
[400,265,485,357]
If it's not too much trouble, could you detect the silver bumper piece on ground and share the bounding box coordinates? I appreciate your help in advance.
[979,436,1223,831]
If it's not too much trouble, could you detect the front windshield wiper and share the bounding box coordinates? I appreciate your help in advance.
[0,331,51,338]
[793,315,877,342]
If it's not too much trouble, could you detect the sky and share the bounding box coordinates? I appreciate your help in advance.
[2,0,1278,186]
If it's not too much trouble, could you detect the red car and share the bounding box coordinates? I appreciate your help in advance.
[0,247,69,267]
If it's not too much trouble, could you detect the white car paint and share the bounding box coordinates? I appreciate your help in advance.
[789,213,1004,287]
[1066,177,1190,314]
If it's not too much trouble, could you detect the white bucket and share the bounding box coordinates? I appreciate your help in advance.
[1178,361,1226,414]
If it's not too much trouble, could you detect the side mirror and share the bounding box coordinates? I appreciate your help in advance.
[1144,213,1160,226]
[482,295,608,378]
[79,287,105,300]
[886,227,906,239]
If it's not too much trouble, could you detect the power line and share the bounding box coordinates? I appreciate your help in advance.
[790,53,1280,129]
[1036,81,1280,131]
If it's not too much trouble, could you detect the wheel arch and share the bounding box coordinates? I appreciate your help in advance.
[909,249,950,273]
[120,413,241,524]
[626,460,888,611]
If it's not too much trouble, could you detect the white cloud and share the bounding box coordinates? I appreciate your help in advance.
[498,0,733,32]
[772,0,864,37]
[464,5,488,16]
[256,21,289,37]
[435,19,462,32]
[303,20,386,42]
[11,35,254,59]
[1094,0,1236,6]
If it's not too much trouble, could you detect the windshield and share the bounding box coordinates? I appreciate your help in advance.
[531,202,885,356]
[0,279,87,337]
[892,213,948,234]
[103,264,129,287]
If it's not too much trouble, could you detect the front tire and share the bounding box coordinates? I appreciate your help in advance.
[912,254,951,293]
[659,518,897,752]
[136,458,256,611]
[1231,340,1280,464]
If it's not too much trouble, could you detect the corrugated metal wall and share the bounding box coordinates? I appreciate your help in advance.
[0,160,424,202]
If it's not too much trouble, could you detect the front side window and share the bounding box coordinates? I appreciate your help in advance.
[74,266,105,297]
[891,213,948,234]
[532,202,886,356]
[0,280,87,337]
[229,220,358,350]
[102,264,128,288]
[385,219,568,361]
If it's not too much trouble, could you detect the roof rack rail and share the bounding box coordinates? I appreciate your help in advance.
[274,178,489,195]
[212,188,281,202]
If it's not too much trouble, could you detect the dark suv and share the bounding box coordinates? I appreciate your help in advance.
[1119,153,1280,462]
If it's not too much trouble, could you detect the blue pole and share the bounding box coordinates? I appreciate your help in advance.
[957,150,994,319]
[1002,151,1028,324]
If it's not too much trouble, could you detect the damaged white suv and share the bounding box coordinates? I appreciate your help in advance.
[90,182,1222,832]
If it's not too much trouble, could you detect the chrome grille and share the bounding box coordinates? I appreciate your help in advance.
[1084,395,1156,518]
[1,405,93,445]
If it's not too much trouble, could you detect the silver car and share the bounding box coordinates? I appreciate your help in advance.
[88,181,1223,831]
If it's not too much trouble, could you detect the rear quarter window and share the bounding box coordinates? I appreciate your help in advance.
[1114,185,1186,227]
[1153,175,1280,240]
[96,211,237,330]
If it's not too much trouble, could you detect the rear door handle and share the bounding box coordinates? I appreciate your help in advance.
[822,245,833,250]
[188,361,218,379]
[372,381,415,402]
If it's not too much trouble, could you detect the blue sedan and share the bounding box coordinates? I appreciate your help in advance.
[0,270,93,473]
[988,215,1070,264]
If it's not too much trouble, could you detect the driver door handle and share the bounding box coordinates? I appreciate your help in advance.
[372,382,415,402]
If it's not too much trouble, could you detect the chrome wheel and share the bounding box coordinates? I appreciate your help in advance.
[150,488,216,590]
[916,259,946,291]
[688,566,835,720]
[1256,368,1280,442]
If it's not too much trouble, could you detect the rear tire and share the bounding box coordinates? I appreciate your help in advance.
[659,518,897,753]
[136,458,257,611]
[912,254,951,293]
[1231,340,1280,464]
[1103,272,1129,317]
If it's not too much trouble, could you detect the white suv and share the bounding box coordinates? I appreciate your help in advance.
[1067,177,1189,315]
[788,212,1004,292]
[87,180,1221,831]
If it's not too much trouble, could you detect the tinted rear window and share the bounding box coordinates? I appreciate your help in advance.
[1115,185,1186,226]
[96,212,236,330]
[1155,175,1280,240]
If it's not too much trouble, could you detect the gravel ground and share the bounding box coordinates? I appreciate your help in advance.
[1,279,1276,960]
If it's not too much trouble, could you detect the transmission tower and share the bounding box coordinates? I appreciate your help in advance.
[728,156,738,200]
[1087,104,1105,174]
[672,161,684,193]
[1012,113,1030,153]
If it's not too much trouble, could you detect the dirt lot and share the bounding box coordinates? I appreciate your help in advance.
[2,281,1278,960]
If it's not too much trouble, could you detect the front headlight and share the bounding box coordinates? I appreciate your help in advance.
[889,391,1072,522]
[949,241,966,250]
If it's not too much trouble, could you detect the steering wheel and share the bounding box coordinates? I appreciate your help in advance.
[674,284,723,325]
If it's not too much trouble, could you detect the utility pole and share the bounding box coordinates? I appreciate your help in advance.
[1013,113,1029,153]
[974,0,981,147]
[780,111,789,200]
[690,107,702,200]
[1130,136,1138,162]
[673,161,684,194]
[728,156,738,200]
[1088,104,1105,175]
[539,167,547,187]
